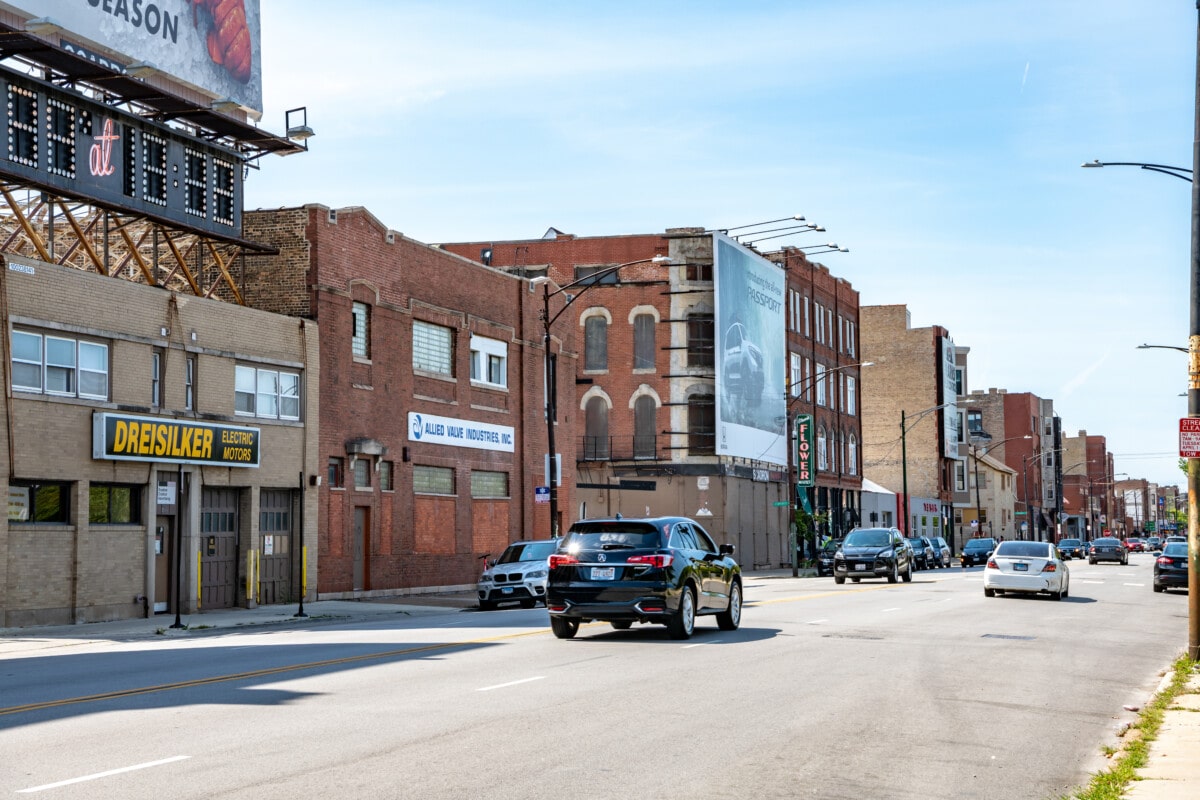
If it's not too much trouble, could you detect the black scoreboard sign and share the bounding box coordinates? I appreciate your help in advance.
[93,412,260,468]
[0,67,242,237]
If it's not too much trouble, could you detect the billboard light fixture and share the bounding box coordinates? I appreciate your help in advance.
[126,61,160,79]
[285,107,315,147]
[25,17,62,35]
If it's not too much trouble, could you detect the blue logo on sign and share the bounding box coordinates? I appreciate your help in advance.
[411,414,423,440]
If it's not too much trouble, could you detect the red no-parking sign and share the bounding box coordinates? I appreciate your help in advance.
[1179,418,1200,458]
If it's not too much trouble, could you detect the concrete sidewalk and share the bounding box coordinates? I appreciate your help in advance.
[1123,664,1200,799]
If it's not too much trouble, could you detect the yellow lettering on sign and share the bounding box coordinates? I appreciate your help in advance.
[200,428,212,459]
[155,424,168,456]
[138,422,152,453]
[113,420,128,452]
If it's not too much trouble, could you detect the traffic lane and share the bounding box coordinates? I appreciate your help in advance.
[0,610,552,715]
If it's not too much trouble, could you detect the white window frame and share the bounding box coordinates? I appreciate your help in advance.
[846,376,856,416]
[849,434,858,475]
[817,427,828,470]
[470,334,508,389]
[804,296,810,338]
[815,363,826,407]
[235,365,301,420]
[11,330,108,400]
[790,352,802,398]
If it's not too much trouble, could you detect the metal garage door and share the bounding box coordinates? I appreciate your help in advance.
[259,489,294,604]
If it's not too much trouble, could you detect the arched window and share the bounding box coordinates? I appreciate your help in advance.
[584,316,608,371]
[817,426,828,471]
[584,396,609,459]
[633,313,655,370]
[849,433,858,475]
[687,393,715,455]
[634,395,657,459]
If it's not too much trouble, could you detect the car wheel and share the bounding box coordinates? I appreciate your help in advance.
[984,587,995,597]
[520,599,536,609]
[1089,558,1096,565]
[888,561,899,583]
[1122,557,1128,566]
[479,599,496,611]
[667,585,697,640]
[903,560,913,583]
[717,581,742,631]
[550,617,579,639]
[610,620,633,630]
[1052,585,1064,601]
[834,575,845,585]
[851,577,861,583]
[1154,583,1165,593]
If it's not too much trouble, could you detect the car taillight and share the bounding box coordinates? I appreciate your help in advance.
[1157,556,1173,566]
[986,559,997,569]
[548,554,579,568]
[1041,563,1057,572]
[626,554,673,569]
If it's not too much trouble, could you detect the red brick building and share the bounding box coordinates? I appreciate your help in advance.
[243,206,562,596]
[441,228,864,566]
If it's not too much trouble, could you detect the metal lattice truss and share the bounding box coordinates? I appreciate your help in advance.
[0,183,248,304]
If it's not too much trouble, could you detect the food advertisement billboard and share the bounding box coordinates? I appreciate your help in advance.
[2,0,263,114]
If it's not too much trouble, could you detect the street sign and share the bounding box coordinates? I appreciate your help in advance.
[773,501,790,507]
[534,486,549,504]
[1180,418,1200,458]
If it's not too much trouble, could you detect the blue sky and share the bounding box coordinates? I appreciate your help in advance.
[251,1,1196,487]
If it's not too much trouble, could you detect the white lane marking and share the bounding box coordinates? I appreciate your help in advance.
[683,640,720,649]
[882,607,900,613]
[477,676,545,692]
[19,756,191,793]
[1124,583,1145,587]
[806,619,830,625]
[1075,579,1104,584]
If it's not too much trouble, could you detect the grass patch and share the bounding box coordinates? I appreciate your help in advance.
[1062,654,1198,800]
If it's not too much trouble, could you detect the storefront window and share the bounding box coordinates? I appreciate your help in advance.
[89,483,142,524]
[8,480,71,523]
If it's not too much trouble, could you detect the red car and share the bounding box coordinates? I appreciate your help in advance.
[1124,538,1145,553]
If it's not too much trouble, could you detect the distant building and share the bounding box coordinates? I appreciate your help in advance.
[860,304,957,541]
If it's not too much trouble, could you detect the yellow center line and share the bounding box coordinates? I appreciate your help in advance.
[0,628,546,717]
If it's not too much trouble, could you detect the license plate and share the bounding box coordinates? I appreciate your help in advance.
[591,567,615,580]
[1014,563,1028,572]
[501,587,513,594]
[855,563,867,571]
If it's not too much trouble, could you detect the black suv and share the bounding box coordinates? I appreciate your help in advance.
[960,537,998,567]
[833,527,914,584]
[546,516,742,640]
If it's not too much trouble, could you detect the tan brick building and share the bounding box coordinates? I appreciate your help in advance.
[1,256,319,627]
[860,304,956,540]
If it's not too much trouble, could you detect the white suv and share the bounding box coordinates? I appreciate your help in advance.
[477,539,557,610]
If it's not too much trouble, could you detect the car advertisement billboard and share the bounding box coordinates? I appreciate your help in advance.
[939,336,958,458]
[2,0,263,115]
[713,232,786,466]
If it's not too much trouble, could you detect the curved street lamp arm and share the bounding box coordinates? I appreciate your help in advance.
[1081,159,1193,182]
[543,256,670,328]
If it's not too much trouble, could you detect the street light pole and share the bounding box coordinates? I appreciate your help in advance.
[900,402,952,537]
[533,255,671,539]
[785,361,873,575]
[1189,2,1200,660]
[969,435,1031,540]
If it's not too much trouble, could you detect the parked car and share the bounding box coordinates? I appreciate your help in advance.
[983,540,1069,600]
[928,536,952,568]
[1057,538,1084,560]
[815,538,843,577]
[1124,538,1145,553]
[960,537,998,567]
[1153,542,1190,593]
[1145,536,1163,552]
[1165,535,1187,546]
[1088,537,1128,565]
[833,527,913,584]
[477,538,558,610]
[545,516,741,640]
[906,536,936,570]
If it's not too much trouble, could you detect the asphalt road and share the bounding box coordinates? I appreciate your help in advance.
[0,553,1188,799]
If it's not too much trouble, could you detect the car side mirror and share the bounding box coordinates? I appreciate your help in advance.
[719,543,735,556]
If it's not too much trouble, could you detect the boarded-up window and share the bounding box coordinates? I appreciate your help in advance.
[584,316,607,371]
[633,314,655,369]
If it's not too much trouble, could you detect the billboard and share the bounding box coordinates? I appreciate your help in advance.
[2,0,263,115]
[713,233,786,465]
[939,336,958,458]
